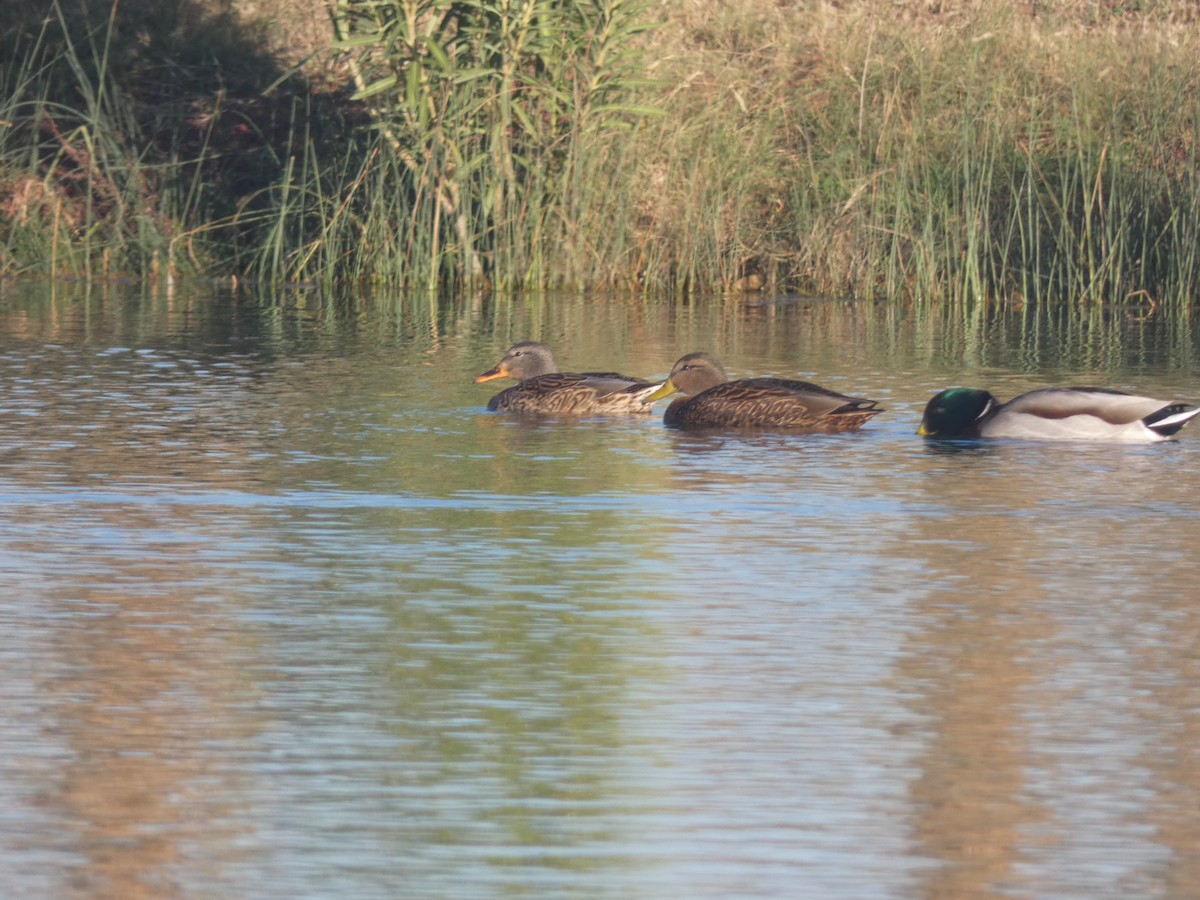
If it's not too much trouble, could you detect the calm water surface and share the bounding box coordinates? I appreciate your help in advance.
[1,285,1200,898]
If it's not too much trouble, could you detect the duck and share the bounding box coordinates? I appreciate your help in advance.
[474,341,661,415]
[917,386,1200,441]
[644,352,884,430]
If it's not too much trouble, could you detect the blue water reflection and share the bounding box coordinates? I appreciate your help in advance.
[1,286,1199,897]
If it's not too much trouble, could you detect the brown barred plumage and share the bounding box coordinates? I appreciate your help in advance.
[648,352,883,431]
[475,342,659,416]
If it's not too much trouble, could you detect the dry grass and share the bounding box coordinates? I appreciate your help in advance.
[5,0,1200,301]
[599,0,1200,298]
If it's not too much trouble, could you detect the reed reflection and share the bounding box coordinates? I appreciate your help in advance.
[898,501,1052,898]
[23,507,261,899]
[901,441,1200,896]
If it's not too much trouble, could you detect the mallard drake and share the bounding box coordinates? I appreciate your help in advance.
[917,386,1200,441]
[644,352,884,430]
[474,341,660,415]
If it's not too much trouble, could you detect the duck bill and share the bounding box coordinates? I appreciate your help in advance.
[474,366,509,383]
[916,422,932,436]
[643,378,678,403]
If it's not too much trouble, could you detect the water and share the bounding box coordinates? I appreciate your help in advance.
[1,284,1199,898]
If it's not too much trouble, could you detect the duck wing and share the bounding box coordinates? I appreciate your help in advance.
[987,388,1199,440]
[666,378,883,429]
[487,372,657,414]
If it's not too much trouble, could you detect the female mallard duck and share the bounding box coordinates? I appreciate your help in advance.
[644,352,884,430]
[474,341,661,415]
[918,386,1200,441]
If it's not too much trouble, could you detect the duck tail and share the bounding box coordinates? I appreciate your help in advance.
[1145,404,1200,437]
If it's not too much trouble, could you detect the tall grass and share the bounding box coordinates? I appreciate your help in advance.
[3,0,1200,311]
[0,0,353,284]
[0,4,172,279]
[317,0,660,291]
[633,1,1200,306]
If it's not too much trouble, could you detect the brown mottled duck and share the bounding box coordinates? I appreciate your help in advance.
[474,341,661,415]
[645,352,884,431]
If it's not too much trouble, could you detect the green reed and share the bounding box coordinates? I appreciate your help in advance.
[638,3,1200,309]
[0,0,341,284]
[4,0,1200,312]
[323,0,660,291]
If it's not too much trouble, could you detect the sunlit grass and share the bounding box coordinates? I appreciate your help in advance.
[3,0,1199,312]
[618,1,1200,306]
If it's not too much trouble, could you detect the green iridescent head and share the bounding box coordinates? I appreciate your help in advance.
[917,388,995,437]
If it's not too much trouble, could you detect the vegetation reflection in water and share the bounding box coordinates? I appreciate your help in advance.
[0,285,1199,897]
[898,438,1200,898]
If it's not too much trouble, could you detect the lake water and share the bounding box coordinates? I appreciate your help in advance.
[1,283,1199,898]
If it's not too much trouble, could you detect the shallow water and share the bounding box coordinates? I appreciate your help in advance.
[1,284,1199,898]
